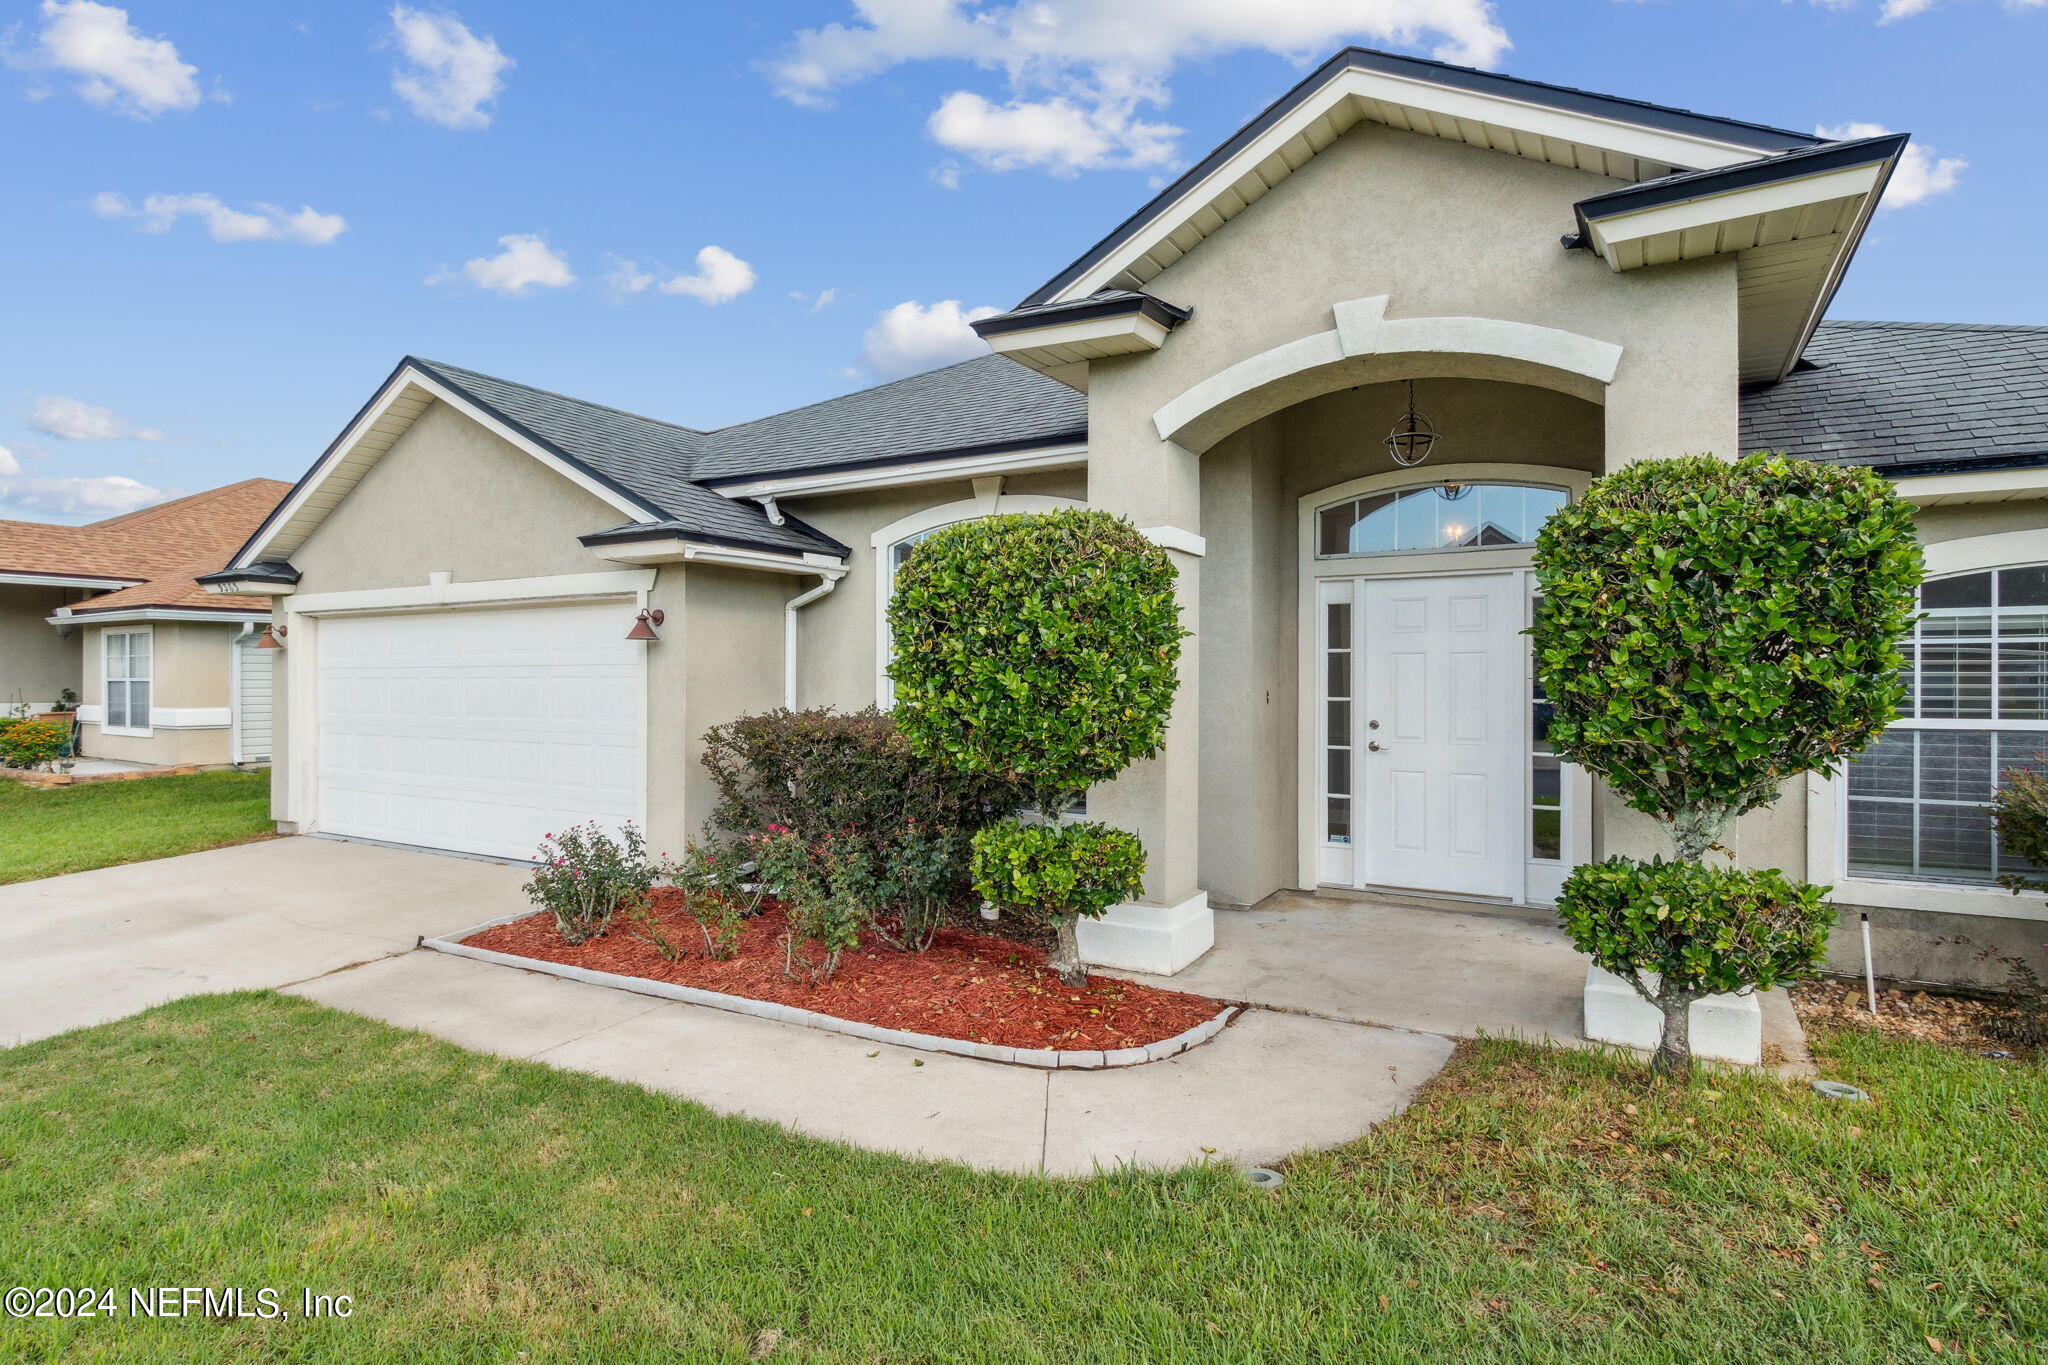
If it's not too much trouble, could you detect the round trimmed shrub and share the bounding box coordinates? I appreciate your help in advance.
[970,819,1146,986]
[886,509,1186,814]
[1531,453,1920,859]
[1559,856,1831,1073]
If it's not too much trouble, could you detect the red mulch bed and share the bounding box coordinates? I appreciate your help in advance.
[463,890,1226,1052]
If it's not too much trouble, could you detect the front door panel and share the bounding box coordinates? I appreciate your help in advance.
[1359,574,1521,897]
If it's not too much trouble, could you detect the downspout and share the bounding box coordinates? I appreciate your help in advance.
[231,622,259,766]
[784,570,845,710]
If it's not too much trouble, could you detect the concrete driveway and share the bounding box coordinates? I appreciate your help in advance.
[0,836,526,1046]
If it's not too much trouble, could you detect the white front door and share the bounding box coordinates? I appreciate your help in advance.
[1316,573,1524,898]
[1359,574,1523,896]
[313,603,642,860]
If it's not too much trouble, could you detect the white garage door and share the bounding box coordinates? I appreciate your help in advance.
[315,603,641,860]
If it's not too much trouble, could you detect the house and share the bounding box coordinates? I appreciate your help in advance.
[1,478,291,767]
[204,49,2048,989]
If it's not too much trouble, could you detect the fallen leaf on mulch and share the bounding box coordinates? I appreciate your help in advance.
[1791,983,2030,1055]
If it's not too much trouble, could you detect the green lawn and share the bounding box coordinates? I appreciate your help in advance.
[0,769,274,885]
[1,994,2039,1362]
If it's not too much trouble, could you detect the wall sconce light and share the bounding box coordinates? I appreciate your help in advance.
[625,608,665,641]
[255,623,288,649]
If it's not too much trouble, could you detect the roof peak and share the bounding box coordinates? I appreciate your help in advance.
[406,356,710,437]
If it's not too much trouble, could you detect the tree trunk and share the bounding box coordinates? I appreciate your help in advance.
[1653,988,1696,1077]
[1049,917,1086,988]
[1667,805,1736,862]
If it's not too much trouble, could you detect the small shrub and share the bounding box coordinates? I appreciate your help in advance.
[871,822,973,952]
[669,843,759,960]
[971,820,1146,987]
[525,822,656,945]
[1992,763,2048,897]
[1559,857,1832,1073]
[700,706,1026,853]
[749,827,870,983]
[0,718,70,771]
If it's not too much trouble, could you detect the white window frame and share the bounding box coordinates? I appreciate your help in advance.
[868,488,1088,707]
[1813,527,2048,923]
[102,626,154,737]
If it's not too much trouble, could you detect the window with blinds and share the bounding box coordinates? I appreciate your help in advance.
[1843,566,2048,884]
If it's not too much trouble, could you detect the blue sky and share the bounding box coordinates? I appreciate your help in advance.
[0,0,2039,522]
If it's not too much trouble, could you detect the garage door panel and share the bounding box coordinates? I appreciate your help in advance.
[316,604,642,860]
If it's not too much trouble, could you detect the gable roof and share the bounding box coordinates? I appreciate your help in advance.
[1018,46,1823,310]
[2,478,289,615]
[1740,321,2048,472]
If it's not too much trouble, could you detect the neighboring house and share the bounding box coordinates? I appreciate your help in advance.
[205,49,2048,989]
[1,478,291,766]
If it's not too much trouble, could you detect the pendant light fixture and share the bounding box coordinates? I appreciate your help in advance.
[1385,378,1437,468]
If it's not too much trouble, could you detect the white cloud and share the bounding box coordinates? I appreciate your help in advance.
[430,233,575,295]
[858,299,999,379]
[657,246,756,304]
[388,5,512,130]
[92,191,346,244]
[605,247,758,304]
[0,473,173,519]
[927,91,1179,174]
[1817,122,1966,207]
[0,446,17,477]
[30,0,202,118]
[28,395,166,442]
[602,257,657,298]
[1799,0,2042,18]
[766,1,1512,177]
[791,287,839,310]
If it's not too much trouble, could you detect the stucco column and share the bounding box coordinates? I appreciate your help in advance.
[1076,416,1214,975]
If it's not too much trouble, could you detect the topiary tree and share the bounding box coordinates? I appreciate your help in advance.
[888,509,1186,984]
[1561,857,1832,1071]
[1534,452,1921,1073]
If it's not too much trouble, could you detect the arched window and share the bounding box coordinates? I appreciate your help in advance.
[1844,565,2048,884]
[1315,481,1567,557]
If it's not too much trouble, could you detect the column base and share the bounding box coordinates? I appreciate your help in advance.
[1077,892,1214,976]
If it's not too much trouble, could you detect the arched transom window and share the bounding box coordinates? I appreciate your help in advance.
[1316,481,1567,558]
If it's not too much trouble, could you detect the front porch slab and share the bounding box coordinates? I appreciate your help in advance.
[1076,891,1214,976]
[1109,891,1589,1044]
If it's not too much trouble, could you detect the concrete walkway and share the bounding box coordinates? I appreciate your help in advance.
[2,837,1455,1175]
[0,836,527,1046]
[289,950,1453,1176]
[1112,891,1812,1073]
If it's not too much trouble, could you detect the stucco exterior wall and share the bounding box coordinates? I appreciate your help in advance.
[677,565,788,847]
[0,584,83,709]
[76,619,237,766]
[780,468,1089,713]
[291,399,618,591]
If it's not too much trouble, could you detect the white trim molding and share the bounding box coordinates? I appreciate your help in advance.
[203,577,297,598]
[0,571,142,590]
[50,607,272,628]
[1899,467,2048,507]
[1153,297,1622,455]
[869,492,1090,706]
[584,537,844,578]
[1139,525,1206,557]
[288,568,655,618]
[710,443,1088,502]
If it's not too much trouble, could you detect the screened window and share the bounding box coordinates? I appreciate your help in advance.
[104,629,151,733]
[1844,566,2048,884]
[1317,482,1567,557]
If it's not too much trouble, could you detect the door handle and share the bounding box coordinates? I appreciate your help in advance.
[1367,741,1384,752]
